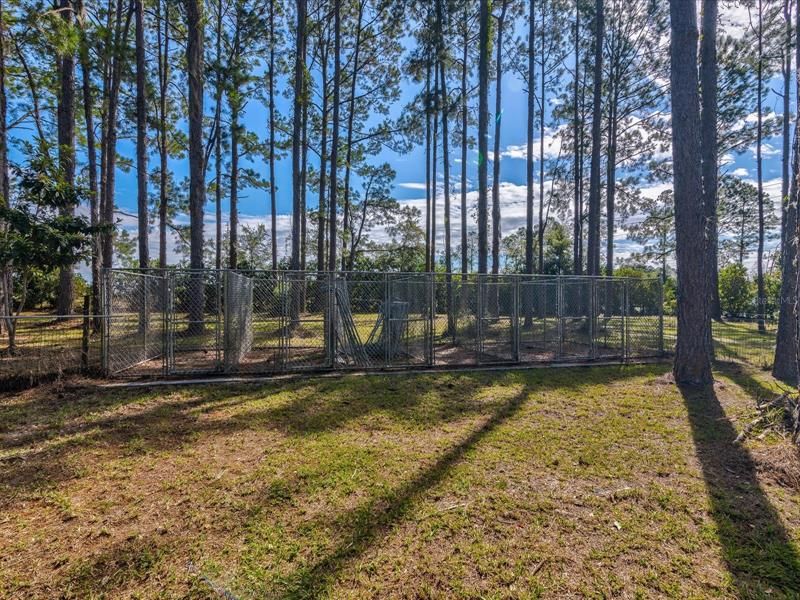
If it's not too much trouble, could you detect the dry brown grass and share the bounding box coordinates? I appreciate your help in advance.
[0,364,798,598]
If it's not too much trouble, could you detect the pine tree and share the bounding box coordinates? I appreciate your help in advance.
[669,0,712,385]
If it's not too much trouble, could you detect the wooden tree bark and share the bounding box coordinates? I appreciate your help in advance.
[605,75,617,276]
[212,0,222,269]
[526,0,535,281]
[537,0,546,273]
[669,0,713,385]
[156,0,170,269]
[460,4,468,278]
[186,0,205,334]
[0,0,11,348]
[775,0,798,382]
[586,0,603,276]
[135,0,149,271]
[491,1,508,284]
[572,1,582,275]
[268,0,278,270]
[78,0,100,318]
[292,0,306,277]
[431,60,438,269]
[425,53,432,272]
[436,0,453,331]
[56,0,76,314]
[101,0,132,271]
[300,45,308,274]
[316,31,329,273]
[477,0,490,274]
[342,0,365,271]
[755,0,766,332]
[700,0,720,321]
[328,0,340,272]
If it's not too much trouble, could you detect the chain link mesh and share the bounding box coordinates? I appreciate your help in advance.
[223,271,254,372]
[96,269,670,378]
[10,270,785,381]
[105,270,165,376]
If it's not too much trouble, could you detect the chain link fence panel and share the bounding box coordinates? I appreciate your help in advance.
[98,269,668,378]
[104,270,166,376]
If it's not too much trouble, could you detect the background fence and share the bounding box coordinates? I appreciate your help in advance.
[0,309,103,389]
[101,269,665,377]
[1,270,784,385]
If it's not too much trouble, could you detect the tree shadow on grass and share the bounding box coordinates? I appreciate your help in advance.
[680,383,800,596]
[262,382,534,599]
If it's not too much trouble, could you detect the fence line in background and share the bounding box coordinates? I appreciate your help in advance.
[1,270,782,385]
[102,269,665,378]
[0,310,105,387]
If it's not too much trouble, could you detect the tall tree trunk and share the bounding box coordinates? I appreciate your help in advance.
[537,0,546,274]
[775,0,798,382]
[317,36,329,273]
[229,104,239,269]
[328,0,341,272]
[586,0,603,276]
[436,0,453,332]
[795,3,800,386]
[572,1,582,275]
[425,54,432,272]
[269,0,278,270]
[669,0,713,385]
[135,0,148,272]
[526,0,535,282]
[292,0,306,278]
[214,0,223,269]
[523,0,534,328]
[431,59,439,270]
[605,85,617,276]
[700,0,720,321]
[0,0,12,350]
[781,0,791,253]
[156,0,170,269]
[300,57,308,273]
[342,0,365,271]
[78,0,100,319]
[101,0,132,271]
[477,0,490,274]
[756,0,766,333]
[229,16,242,271]
[460,6,469,279]
[491,1,507,285]
[186,0,205,334]
[56,0,76,314]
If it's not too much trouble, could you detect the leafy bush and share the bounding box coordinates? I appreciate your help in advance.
[719,263,754,316]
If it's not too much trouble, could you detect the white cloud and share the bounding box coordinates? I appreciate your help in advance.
[397,182,427,190]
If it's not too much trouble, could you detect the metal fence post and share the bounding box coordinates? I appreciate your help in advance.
[557,277,564,358]
[216,270,223,371]
[512,276,520,362]
[384,272,391,368]
[477,274,484,363]
[143,275,149,366]
[622,279,629,362]
[162,272,170,376]
[428,272,435,366]
[589,278,596,360]
[81,294,90,372]
[100,269,110,375]
[327,271,335,368]
[658,275,665,356]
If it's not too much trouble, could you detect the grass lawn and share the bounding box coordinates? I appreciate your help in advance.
[1,364,799,598]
